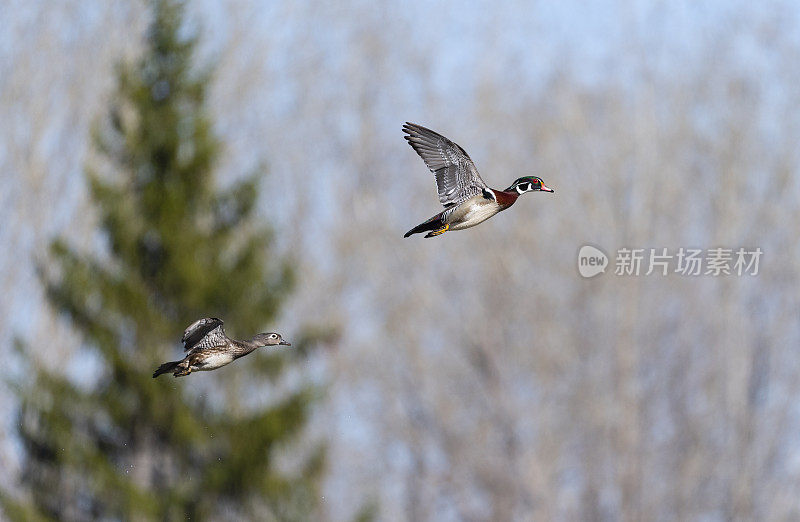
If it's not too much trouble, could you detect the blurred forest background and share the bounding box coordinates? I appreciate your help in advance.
[2,0,800,520]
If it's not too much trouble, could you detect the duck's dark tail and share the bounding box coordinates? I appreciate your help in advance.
[404,213,446,238]
[153,360,180,378]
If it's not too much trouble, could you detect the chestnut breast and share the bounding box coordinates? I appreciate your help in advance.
[494,190,519,208]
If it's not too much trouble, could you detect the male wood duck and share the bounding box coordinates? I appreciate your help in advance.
[153,317,290,378]
[403,122,554,238]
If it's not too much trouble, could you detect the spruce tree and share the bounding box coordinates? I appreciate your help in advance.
[2,1,323,520]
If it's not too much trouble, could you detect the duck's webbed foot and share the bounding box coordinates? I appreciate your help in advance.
[424,224,449,238]
[173,364,191,377]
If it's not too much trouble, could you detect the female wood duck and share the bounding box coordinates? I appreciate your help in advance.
[153,317,290,378]
[403,122,554,238]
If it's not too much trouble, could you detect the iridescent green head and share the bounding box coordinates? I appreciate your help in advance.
[508,176,554,195]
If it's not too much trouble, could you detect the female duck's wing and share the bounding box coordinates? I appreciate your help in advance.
[403,122,488,207]
[182,317,227,352]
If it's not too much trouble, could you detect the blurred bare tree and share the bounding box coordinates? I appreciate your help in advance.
[2,1,324,520]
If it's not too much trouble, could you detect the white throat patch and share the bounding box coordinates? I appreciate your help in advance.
[515,182,533,195]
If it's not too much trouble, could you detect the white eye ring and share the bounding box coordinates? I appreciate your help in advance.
[270,334,277,338]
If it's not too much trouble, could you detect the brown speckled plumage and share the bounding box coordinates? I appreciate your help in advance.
[153,317,290,378]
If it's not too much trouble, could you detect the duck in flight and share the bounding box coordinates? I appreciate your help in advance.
[153,317,290,378]
[402,122,554,238]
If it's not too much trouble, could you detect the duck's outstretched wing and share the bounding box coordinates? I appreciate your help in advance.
[182,317,227,352]
[403,122,487,208]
